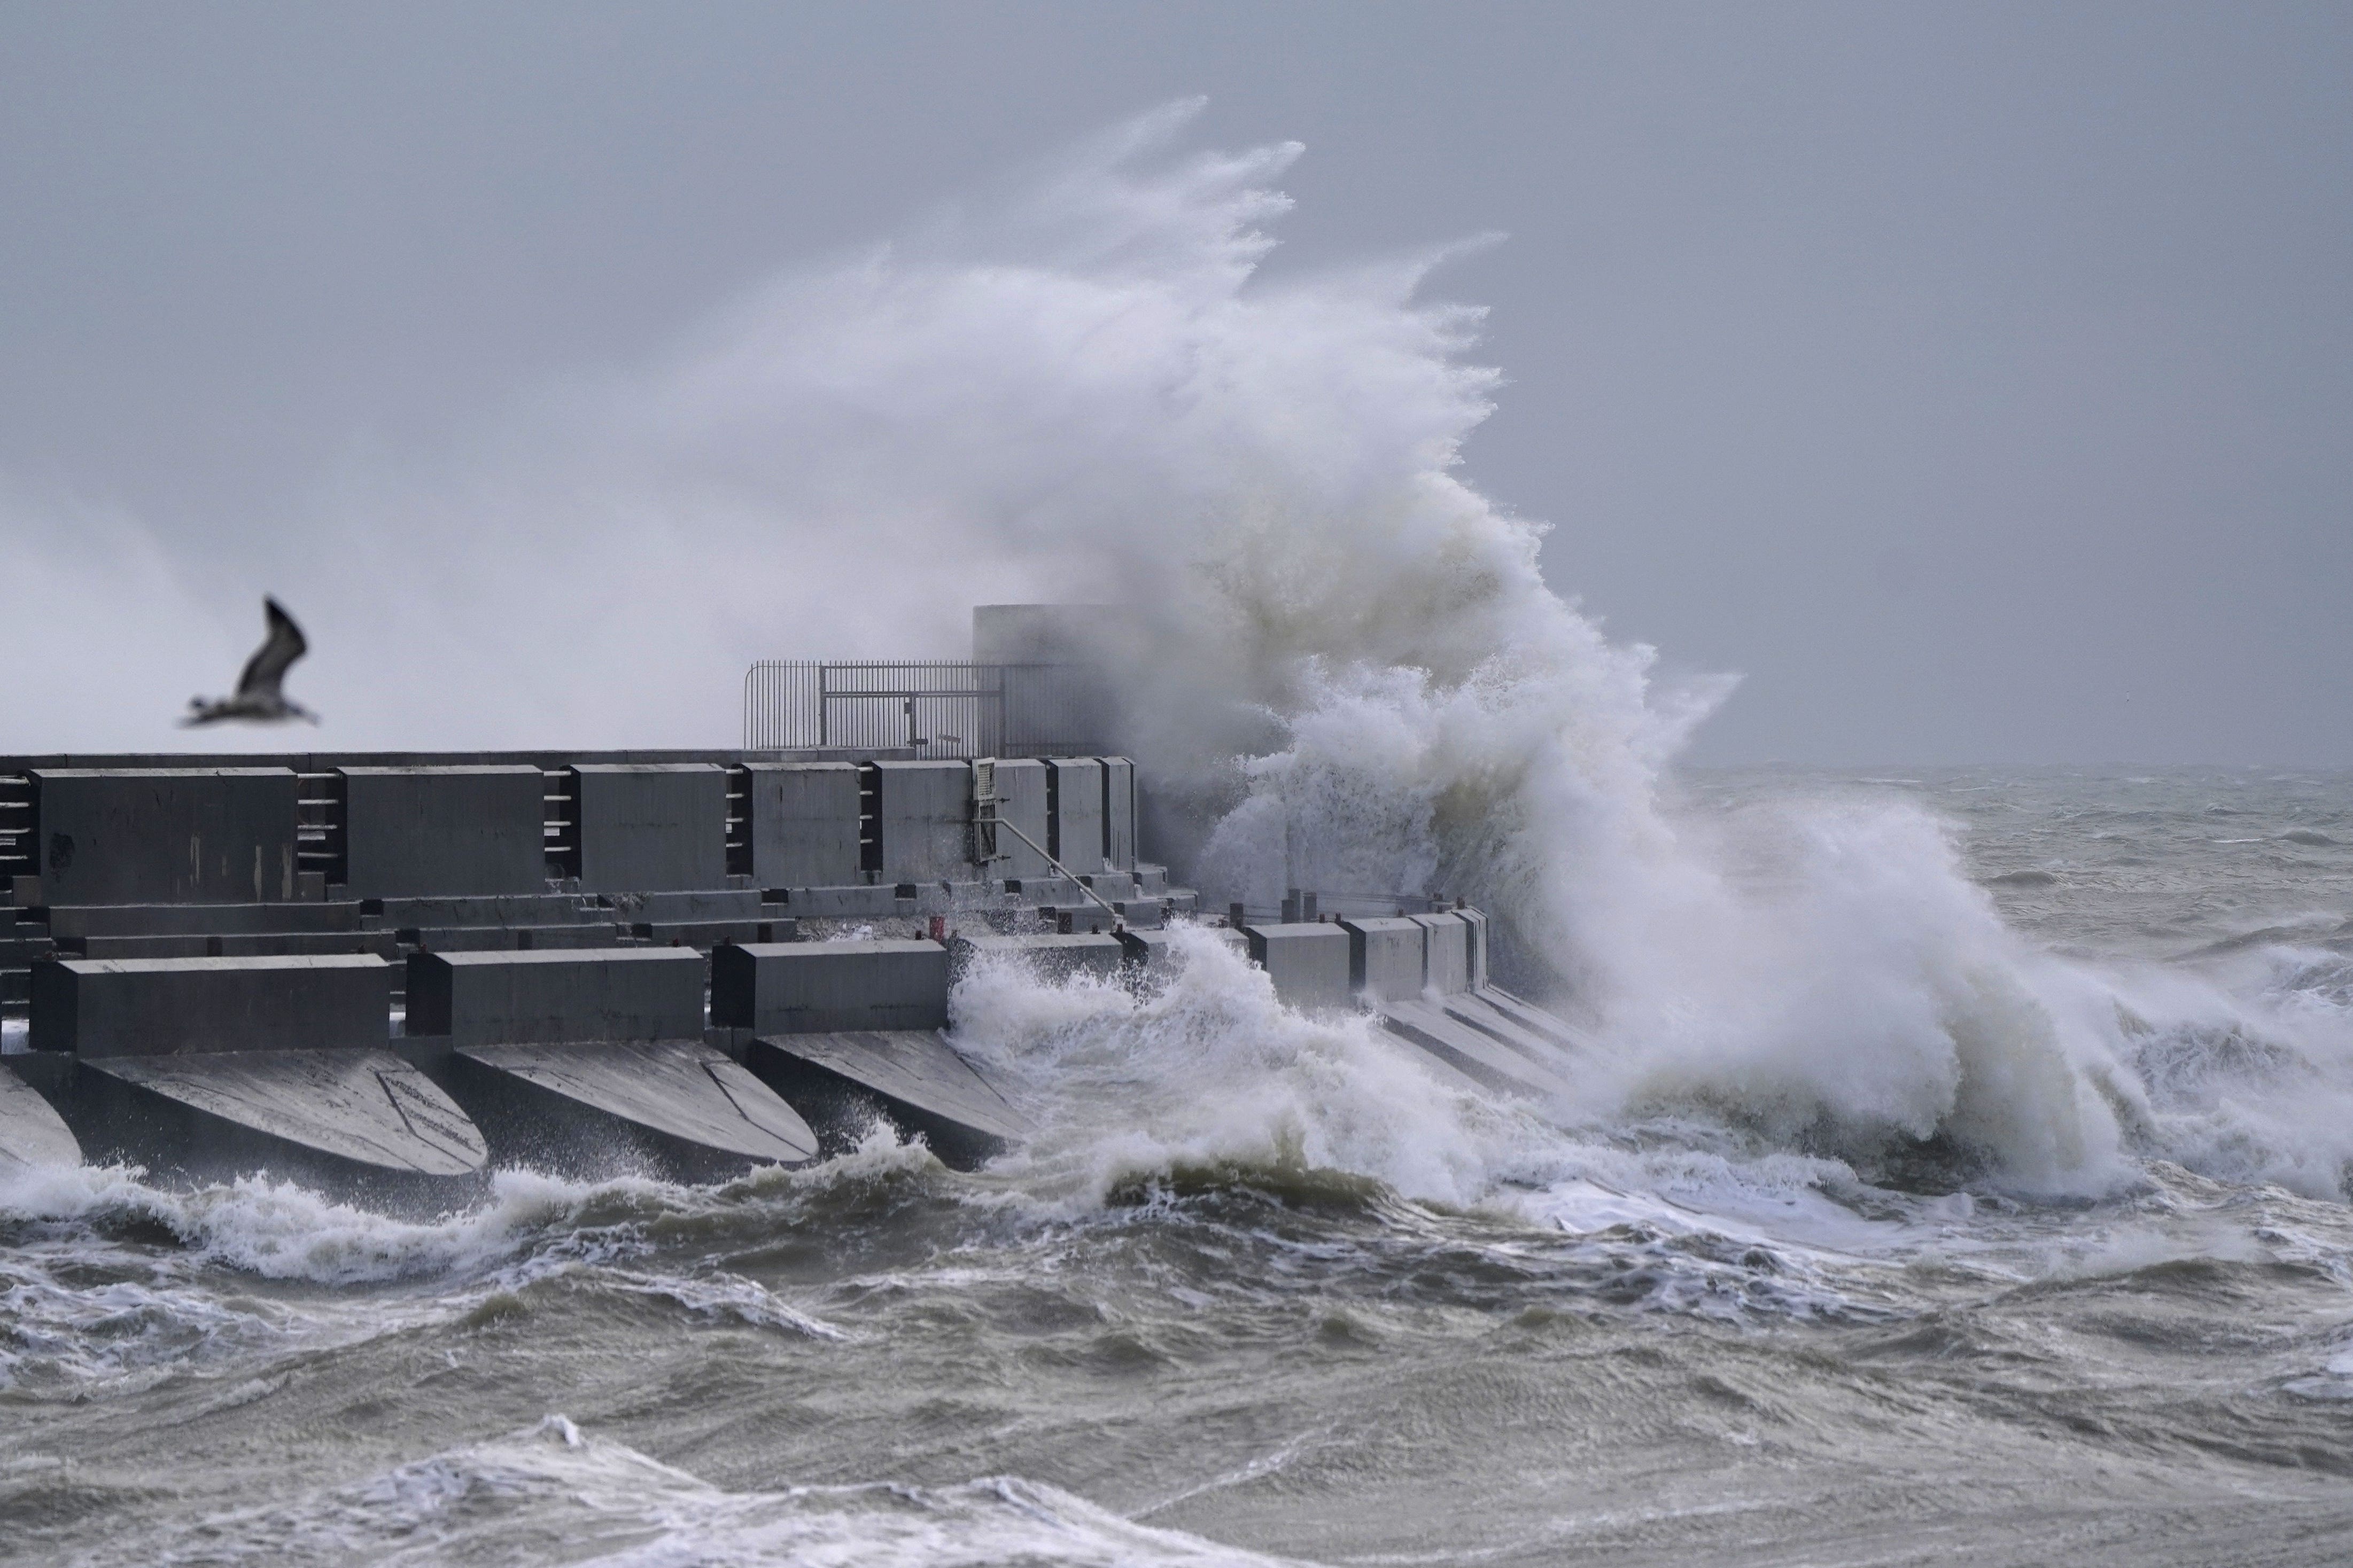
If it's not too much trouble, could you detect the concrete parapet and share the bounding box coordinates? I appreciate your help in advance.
[1244,922,1354,1011]
[1410,912,1471,995]
[406,948,705,1045]
[949,931,1124,984]
[29,768,299,906]
[709,939,949,1034]
[1339,917,1427,1003]
[743,762,863,889]
[32,954,393,1057]
[340,765,545,899]
[571,764,727,893]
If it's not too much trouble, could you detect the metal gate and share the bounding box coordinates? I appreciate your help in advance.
[742,661,1104,757]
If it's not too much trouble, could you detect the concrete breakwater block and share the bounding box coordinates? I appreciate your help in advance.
[947,931,1124,984]
[710,940,949,1035]
[83,1049,487,1181]
[988,758,1051,880]
[1117,925,1247,987]
[1045,758,1105,872]
[30,955,393,1057]
[405,948,816,1176]
[1458,907,1490,988]
[1339,917,1427,1004]
[26,767,300,907]
[869,761,975,883]
[0,1065,81,1168]
[742,762,862,889]
[571,764,727,894]
[1409,912,1471,995]
[747,1029,1028,1168]
[1243,923,1353,1012]
[406,948,705,1045]
[340,765,546,899]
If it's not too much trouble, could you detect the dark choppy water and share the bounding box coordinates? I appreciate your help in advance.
[6,768,2353,1566]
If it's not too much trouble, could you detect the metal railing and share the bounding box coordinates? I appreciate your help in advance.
[742,661,1105,758]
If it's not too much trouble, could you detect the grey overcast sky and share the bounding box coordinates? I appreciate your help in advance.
[4,2,2348,765]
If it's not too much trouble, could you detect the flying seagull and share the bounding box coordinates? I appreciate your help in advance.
[183,597,320,726]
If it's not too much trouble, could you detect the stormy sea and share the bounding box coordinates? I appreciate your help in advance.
[3,766,2350,1567]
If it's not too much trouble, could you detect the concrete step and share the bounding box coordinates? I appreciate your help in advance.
[44,902,363,939]
[396,924,627,953]
[368,894,607,929]
[60,931,400,961]
[630,917,798,949]
[604,889,768,922]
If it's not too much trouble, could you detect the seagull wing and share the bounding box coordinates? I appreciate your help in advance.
[235,597,309,698]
